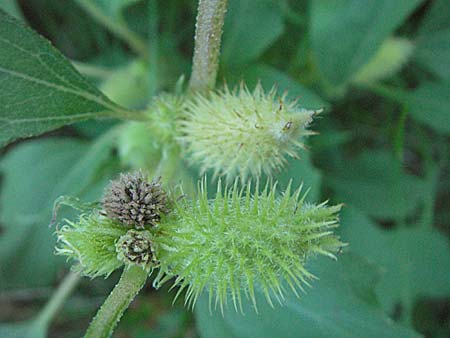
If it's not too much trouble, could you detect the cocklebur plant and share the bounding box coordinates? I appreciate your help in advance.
[54,1,343,336]
[56,172,343,337]
[0,1,346,337]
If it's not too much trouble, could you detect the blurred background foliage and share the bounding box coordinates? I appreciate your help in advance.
[0,0,449,337]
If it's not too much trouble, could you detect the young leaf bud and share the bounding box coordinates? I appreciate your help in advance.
[102,171,169,229]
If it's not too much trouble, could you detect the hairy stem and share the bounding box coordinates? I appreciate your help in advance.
[76,0,149,60]
[85,266,149,338]
[189,0,228,92]
[35,272,80,329]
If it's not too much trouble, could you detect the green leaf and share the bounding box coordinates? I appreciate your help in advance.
[0,0,23,19]
[0,133,119,289]
[310,0,424,87]
[406,81,450,134]
[0,320,46,338]
[340,207,450,320]
[0,10,127,146]
[414,0,450,81]
[0,139,86,289]
[222,0,284,65]
[195,254,421,338]
[417,0,449,34]
[415,28,450,81]
[326,150,424,219]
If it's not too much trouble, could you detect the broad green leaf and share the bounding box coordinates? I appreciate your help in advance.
[0,133,119,289]
[406,81,450,134]
[417,0,449,34]
[195,255,421,338]
[0,10,126,146]
[0,320,46,338]
[326,150,424,219]
[0,0,23,19]
[230,63,327,108]
[340,207,450,320]
[0,139,86,288]
[222,0,284,65]
[415,28,450,82]
[310,0,424,87]
[414,0,450,81]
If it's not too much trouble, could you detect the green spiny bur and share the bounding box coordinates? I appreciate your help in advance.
[179,84,319,182]
[153,179,344,313]
[56,214,128,278]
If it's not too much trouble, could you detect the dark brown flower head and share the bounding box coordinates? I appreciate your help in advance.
[102,171,169,228]
[116,230,157,269]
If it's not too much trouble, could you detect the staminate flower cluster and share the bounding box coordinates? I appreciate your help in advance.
[179,84,319,181]
[116,230,157,271]
[102,171,169,229]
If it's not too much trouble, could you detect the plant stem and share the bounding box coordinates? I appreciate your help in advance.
[189,0,228,92]
[85,266,149,338]
[34,272,80,329]
[76,0,149,60]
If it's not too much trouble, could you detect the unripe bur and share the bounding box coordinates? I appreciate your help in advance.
[179,84,319,181]
[56,215,128,278]
[153,179,344,312]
